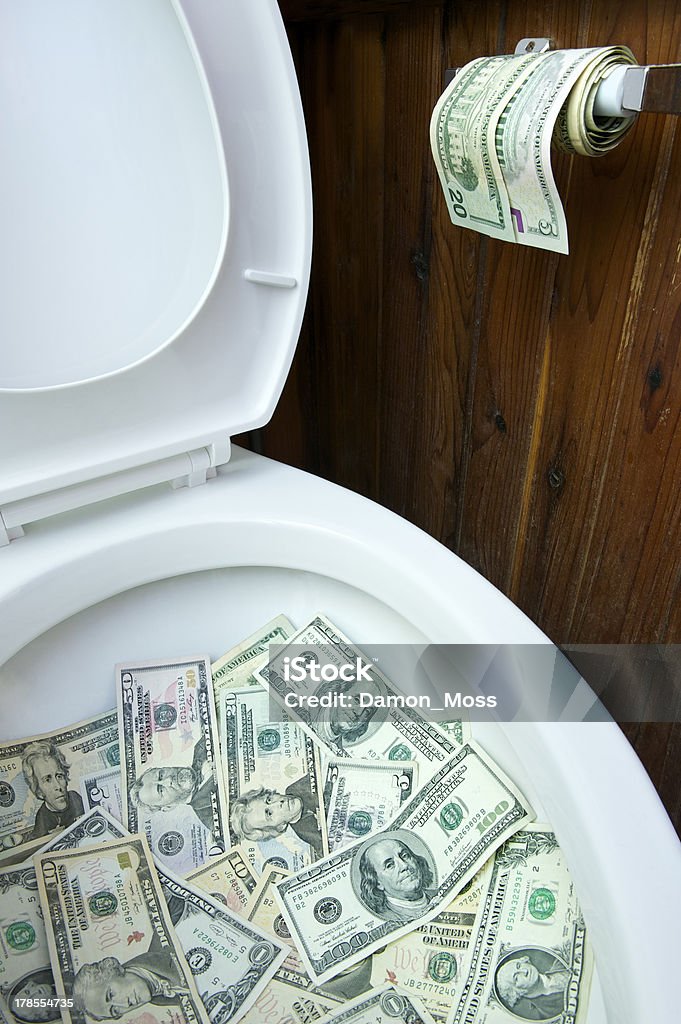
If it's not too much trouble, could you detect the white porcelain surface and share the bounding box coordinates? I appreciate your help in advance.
[0,0,311,505]
[1,448,679,1023]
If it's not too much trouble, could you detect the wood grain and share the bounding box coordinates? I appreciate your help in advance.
[259,0,681,836]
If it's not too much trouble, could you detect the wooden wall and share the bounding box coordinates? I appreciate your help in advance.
[245,0,681,832]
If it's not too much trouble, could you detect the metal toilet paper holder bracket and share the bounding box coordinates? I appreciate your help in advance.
[445,38,681,118]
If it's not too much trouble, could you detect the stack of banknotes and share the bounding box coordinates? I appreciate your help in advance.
[430,45,638,253]
[0,613,593,1024]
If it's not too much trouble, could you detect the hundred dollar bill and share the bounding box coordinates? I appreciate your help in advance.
[186,848,259,917]
[436,720,469,746]
[154,863,289,1024]
[275,742,534,984]
[369,869,486,1022]
[315,985,436,1024]
[221,684,328,873]
[34,834,210,1024]
[447,824,593,1024]
[430,53,540,242]
[0,711,120,867]
[323,760,418,852]
[0,861,58,1024]
[255,615,460,777]
[117,656,229,874]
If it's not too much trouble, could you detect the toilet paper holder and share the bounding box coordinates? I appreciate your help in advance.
[445,38,681,118]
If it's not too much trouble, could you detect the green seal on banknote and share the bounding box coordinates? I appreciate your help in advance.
[440,801,464,830]
[106,744,120,766]
[6,921,36,951]
[428,951,457,983]
[528,887,556,919]
[388,743,411,760]
[257,727,281,752]
[348,811,372,836]
[88,890,118,917]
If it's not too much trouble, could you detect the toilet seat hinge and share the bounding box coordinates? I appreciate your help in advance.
[0,440,232,544]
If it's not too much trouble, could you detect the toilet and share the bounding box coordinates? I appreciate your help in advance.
[0,2,679,1022]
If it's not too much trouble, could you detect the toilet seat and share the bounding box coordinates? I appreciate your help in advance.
[0,4,679,1024]
[0,0,310,529]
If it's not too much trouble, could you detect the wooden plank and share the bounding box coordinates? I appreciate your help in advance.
[264,0,681,835]
[453,0,585,592]
[376,2,506,542]
[507,0,681,642]
[259,15,387,493]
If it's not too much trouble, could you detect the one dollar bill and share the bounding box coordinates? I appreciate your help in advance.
[447,825,593,1024]
[315,985,436,1024]
[0,861,57,1024]
[275,742,534,983]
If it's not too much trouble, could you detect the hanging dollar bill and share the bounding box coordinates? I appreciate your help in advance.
[275,742,534,984]
[34,834,210,1024]
[323,760,418,852]
[0,861,58,1024]
[221,684,328,873]
[155,864,289,1024]
[314,985,436,1024]
[186,848,259,917]
[255,615,459,776]
[117,656,229,874]
[431,47,640,254]
[0,711,120,867]
[369,869,486,1021]
[429,53,539,242]
[447,824,593,1024]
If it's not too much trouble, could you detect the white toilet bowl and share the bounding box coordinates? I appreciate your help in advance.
[0,3,679,1023]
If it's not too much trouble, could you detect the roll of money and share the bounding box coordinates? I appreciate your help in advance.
[431,46,640,253]
[554,46,638,156]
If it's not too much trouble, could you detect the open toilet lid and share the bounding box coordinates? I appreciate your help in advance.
[0,0,311,509]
